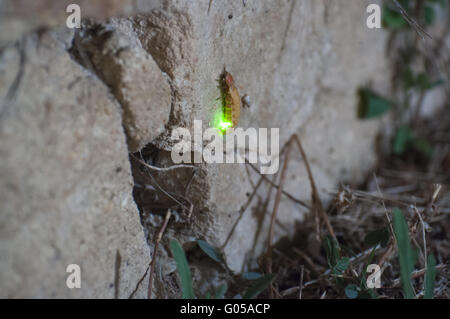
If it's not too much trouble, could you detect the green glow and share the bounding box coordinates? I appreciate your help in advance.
[219,121,232,131]
[211,99,232,135]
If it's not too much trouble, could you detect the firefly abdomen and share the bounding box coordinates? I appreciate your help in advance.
[220,70,241,128]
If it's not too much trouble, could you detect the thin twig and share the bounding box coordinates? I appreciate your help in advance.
[267,137,293,297]
[133,155,196,172]
[267,138,293,264]
[246,173,279,273]
[342,188,427,207]
[374,174,395,238]
[169,191,194,218]
[413,206,428,269]
[293,135,335,242]
[135,153,192,212]
[391,264,446,288]
[378,243,395,268]
[392,0,432,40]
[299,265,304,299]
[148,210,171,299]
[129,266,149,299]
[283,245,386,296]
[246,162,310,209]
[293,247,325,276]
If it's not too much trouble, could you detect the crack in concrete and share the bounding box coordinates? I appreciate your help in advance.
[0,36,26,120]
[66,27,136,150]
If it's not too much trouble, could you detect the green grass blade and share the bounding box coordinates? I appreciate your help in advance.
[214,283,228,299]
[323,235,340,268]
[424,255,437,299]
[197,239,226,265]
[393,208,415,299]
[242,272,264,280]
[170,239,195,299]
[243,274,276,299]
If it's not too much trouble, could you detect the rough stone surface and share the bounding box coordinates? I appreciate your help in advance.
[75,20,173,151]
[0,29,150,298]
[125,0,391,274]
[0,0,397,298]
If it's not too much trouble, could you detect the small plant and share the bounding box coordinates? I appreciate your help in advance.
[392,208,417,298]
[383,0,446,29]
[242,274,276,299]
[169,238,276,299]
[392,208,437,299]
[358,88,393,119]
[358,0,446,158]
[170,239,195,299]
[310,207,437,299]
[424,254,437,299]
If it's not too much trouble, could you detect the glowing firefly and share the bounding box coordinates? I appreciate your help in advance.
[214,69,242,134]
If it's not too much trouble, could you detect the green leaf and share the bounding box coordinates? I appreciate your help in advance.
[358,89,392,119]
[333,257,349,275]
[170,239,195,299]
[383,4,408,29]
[214,283,228,299]
[345,284,359,299]
[323,235,340,268]
[197,240,226,265]
[424,6,436,24]
[243,274,276,299]
[402,69,440,91]
[323,236,349,285]
[424,255,437,299]
[393,126,415,155]
[402,68,416,89]
[364,227,390,248]
[416,73,432,90]
[242,272,264,280]
[393,126,433,157]
[393,208,416,299]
